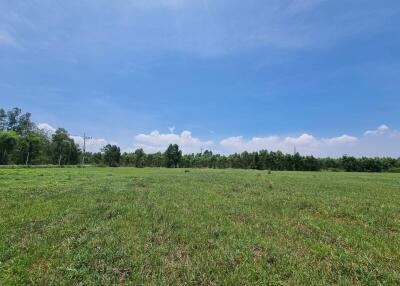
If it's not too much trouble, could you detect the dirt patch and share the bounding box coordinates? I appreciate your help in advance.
[252,245,264,260]
[117,268,129,285]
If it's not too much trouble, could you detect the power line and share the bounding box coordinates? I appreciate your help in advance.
[82,133,92,165]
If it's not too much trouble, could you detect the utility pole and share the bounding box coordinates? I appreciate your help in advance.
[82,133,92,165]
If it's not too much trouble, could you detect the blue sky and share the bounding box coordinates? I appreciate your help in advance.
[1,0,400,156]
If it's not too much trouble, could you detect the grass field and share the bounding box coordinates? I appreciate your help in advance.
[0,168,399,285]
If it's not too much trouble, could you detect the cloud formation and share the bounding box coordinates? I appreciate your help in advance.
[37,123,400,157]
[133,130,213,153]
[132,125,399,157]
[220,133,358,156]
[220,126,400,157]
[37,123,56,135]
[70,136,108,152]
[364,124,390,136]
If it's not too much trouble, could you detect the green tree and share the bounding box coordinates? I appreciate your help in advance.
[134,148,146,168]
[51,128,80,165]
[250,152,261,170]
[293,152,303,171]
[16,133,50,165]
[102,144,121,167]
[16,112,35,135]
[85,152,103,165]
[0,107,35,135]
[0,108,7,131]
[0,131,18,165]
[341,156,358,172]
[164,144,182,168]
[6,107,21,132]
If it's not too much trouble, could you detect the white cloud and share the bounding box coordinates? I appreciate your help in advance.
[353,125,400,157]
[322,135,358,145]
[284,133,319,147]
[364,124,390,136]
[70,136,108,152]
[220,133,359,157]
[168,126,175,133]
[38,122,107,152]
[221,136,281,152]
[133,130,213,153]
[219,125,400,157]
[37,123,400,157]
[37,123,56,134]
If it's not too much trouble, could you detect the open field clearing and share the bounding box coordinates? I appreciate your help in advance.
[0,168,399,285]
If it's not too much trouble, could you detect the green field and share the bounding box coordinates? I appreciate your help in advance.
[0,168,399,285]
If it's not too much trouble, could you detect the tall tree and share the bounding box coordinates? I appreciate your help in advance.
[16,112,35,135]
[0,131,18,165]
[16,133,50,165]
[102,144,121,167]
[0,108,6,131]
[0,107,35,135]
[134,148,146,168]
[6,107,21,132]
[51,128,80,165]
[164,144,182,168]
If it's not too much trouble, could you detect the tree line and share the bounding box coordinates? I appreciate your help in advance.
[1,107,399,172]
[114,149,399,172]
[0,107,80,165]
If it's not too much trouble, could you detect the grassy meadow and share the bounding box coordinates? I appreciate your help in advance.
[0,167,399,285]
